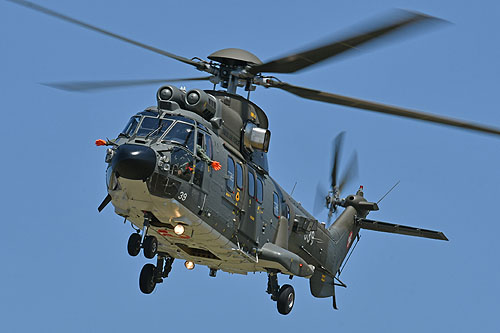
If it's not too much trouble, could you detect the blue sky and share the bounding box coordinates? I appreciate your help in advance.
[1,0,499,331]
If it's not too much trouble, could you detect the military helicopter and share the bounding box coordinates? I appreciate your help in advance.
[11,0,500,315]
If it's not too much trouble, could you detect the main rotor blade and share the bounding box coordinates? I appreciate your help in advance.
[7,0,202,69]
[331,132,345,191]
[271,81,500,137]
[313,183,328,216]
[42,76,212,92]
[249,10,444,75]
[338,152,358,195]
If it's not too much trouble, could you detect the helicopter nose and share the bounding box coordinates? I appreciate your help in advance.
[111,144,156,180]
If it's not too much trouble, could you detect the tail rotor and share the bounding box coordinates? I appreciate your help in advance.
[315,132,359,224]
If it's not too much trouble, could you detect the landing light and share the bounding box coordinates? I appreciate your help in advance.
[184,261,195,270]
[174,224,185,235]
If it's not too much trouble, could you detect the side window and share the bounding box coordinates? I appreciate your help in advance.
[285,204,290,220]
[204,134,213,159]
[248,171,255,198]
[226,156,235,192]
[256,177,263,203]
[236,163,243,189]
[197,129,204,148]
[273,192,280,217]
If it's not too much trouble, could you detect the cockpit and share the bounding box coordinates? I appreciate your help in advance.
[120,114,197,152]
[116,112,214,191]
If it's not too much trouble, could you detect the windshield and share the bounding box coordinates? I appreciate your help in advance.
[136,117,161,137]
[162,122,195,151]
[121,116,140,137]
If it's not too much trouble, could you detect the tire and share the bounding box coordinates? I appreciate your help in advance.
[143,236,158,259]
[277,284,295,315]
[127,233,141,257]
[139,263,156,294]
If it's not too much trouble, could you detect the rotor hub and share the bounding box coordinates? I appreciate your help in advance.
[207,48,262,67]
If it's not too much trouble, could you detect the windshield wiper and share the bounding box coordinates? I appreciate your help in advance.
[163,139,188,148]
[144,122,164,140]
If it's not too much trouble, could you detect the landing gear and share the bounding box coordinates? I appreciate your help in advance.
[277,284,295,315]
[127,232,141,257]
[143,235,158,259]
[139,263,156,294]
[126,233,157,259]
[267,271,296,315]
[139,255,174,294]
[127,212,158,259]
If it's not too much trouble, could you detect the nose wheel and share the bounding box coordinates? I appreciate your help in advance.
[127,213,158,259]
[267,271,296,315]
[127,232,141,257]
[126,233,158,259]
[143,235,158,259]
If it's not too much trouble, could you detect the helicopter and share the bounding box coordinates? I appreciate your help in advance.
[10,0,500,316]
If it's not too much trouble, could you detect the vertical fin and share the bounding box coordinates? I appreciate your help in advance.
[274,216,289,249]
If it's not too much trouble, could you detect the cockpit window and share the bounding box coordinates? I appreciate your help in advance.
[147,119,174,139]
[161,122,195,151]
[136,117,161,137]
[121,116,140,137]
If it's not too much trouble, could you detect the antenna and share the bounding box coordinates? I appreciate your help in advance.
[377,180,400,204]
[290,182,298,196]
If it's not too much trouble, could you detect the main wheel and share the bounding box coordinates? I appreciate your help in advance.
[139,263,157,294]
[127,233,141,257]
[277,284,295,315]
[143,235,158,259]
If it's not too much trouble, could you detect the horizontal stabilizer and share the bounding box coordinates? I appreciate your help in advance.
[357,218,448,241]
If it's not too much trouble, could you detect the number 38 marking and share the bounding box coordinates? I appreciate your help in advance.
[178,191,188,201]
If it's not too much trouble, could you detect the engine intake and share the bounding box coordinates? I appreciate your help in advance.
[184,89,217,119]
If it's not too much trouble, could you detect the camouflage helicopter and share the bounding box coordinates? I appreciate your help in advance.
[12,0,500,315]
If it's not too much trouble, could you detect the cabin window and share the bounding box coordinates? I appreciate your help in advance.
[248,171,255,198]
[204,134,213,159]
[273,192,280,217]
[256,177,263,203]
[236,163,243,189]
[226,156,235,192]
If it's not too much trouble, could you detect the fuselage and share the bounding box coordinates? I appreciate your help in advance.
[107,108,358,277]
[104,88,367,296]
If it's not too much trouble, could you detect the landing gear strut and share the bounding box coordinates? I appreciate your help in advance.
[267,271,295,315]
[139,255,174,294]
